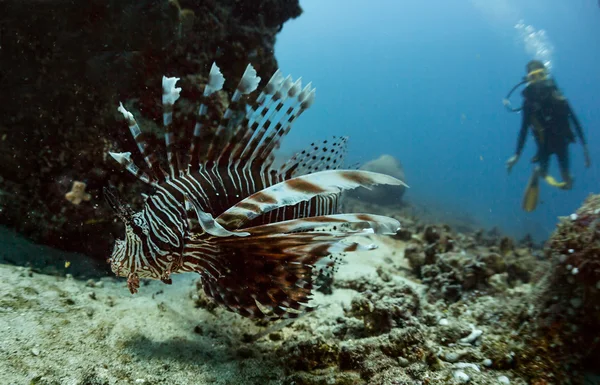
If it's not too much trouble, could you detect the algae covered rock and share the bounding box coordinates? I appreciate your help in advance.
[348,154,407,206]
[514,194,600,384]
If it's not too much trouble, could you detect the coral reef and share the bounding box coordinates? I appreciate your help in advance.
[0,0,301,270]
[511,194,600,384]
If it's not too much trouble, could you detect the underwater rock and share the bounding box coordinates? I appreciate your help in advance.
[402,222,541,303]
[513,194,600,384]
[0,0,302,269]
[346,285,421,336]
[347,154,407,206]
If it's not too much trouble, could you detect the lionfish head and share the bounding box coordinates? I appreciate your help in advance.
[104,188,157,289]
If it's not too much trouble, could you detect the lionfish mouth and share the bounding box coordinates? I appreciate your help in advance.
[105,61,407,320]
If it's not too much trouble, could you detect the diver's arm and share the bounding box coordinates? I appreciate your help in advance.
[567,103,587,145]
[567,102,591,167]
[507,106,529,173]
[515,106,530,157]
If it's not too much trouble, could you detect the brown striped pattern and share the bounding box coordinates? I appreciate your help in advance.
[105,62,405,319]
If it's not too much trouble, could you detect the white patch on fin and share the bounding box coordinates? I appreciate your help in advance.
[162,76,181,105]
[185,193,249,238]
[264,69,284,95]
[301,88,316,109]
[109,151,132,165]
[117,102,134,124]
[205,62,225,95]
[239,64,261,94]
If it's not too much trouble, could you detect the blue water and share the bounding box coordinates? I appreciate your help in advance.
[275,0,600,241]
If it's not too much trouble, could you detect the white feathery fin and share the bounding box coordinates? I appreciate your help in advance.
[302,87,316,109]
[263,69,284,99]
[117,102,135,127]
[162,77,182,105]
[238,64,261,94]
[184,192,250,238]
[109,151,132,165]
[288,77,302,97]
[205,62,225,96]
[162,76,181,126]
[216,170,408,229]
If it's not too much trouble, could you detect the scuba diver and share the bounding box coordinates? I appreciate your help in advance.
[503,60,591,212]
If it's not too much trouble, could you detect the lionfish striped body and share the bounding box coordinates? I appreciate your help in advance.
[106,63,406,319]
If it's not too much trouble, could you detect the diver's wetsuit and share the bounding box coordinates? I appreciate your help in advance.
[515,79,587,188]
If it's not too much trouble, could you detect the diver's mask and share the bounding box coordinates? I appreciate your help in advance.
[503,68,550,112]
[525,68,548,84]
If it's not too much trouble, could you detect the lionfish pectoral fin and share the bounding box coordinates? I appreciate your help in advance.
[239,214,401,237]
[198,229,381,320]
[127,272,140,294]
[217,170,407,229]
[184,193,250,237]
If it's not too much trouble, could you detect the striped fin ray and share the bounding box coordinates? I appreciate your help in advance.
[237,75,294,168]
[184,231,377,319]
[252,80,314,169]
[162,76,182,178]
[115,103,164,185]
[108,151,155,186]
[190,63,225,168]
[241,213,401,236]
[260,192,341,228]
[225,69,285,168]
[280,136,349,179]
[212,70,285,193]
[217,170,407,229]
[206,64,261,165]
[212,71,290,200]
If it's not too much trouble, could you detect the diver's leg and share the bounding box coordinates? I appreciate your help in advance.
[557,144,573,190]
[522,151,546,212]
[537,149,550,179]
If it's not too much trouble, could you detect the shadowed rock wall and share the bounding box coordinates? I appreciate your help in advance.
[0,0,301,274]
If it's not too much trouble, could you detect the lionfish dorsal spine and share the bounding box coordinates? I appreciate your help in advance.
[208,64,261,165]
[115,104,160,186]
[255,80,316,173]
[238,75,294,166]
[226,69,286,168]
[162,76,182,179]
[189,63,225,169]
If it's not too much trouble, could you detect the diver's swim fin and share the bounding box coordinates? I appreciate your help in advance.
[543,175,567,189]
[522,169,540,212]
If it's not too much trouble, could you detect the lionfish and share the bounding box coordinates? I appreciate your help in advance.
[105,62,406,320]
